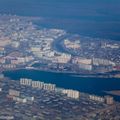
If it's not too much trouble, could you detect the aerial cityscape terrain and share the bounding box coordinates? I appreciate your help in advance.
[0,0,120,119]
[0,76,120,120]
[0,15,120,77]
[0,14,120,119]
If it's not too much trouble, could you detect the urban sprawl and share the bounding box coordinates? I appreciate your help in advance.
[0,15,120,77]
[0,15,120,119]
[0,75,120,120]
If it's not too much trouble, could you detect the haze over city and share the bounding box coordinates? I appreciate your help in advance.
[0,0,120,120]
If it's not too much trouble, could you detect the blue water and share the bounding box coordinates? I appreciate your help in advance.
[0,0,120,40]
[3,69,120,100]
[1,0,120,100]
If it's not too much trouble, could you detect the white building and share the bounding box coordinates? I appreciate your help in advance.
[9,89,20,97]
[89,95,105,102]
[72,57,92,65]
[13,96,27,103]
[53,53,71,64]
[64,39,80,49]
[43,83,56,91]
[32,81,44,89]
[62,89,80,99]
[105,96,114,105]
[20,78,32,86]
[93,58,115,66]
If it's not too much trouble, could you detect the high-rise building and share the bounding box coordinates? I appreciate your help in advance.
[62,89,80,99]
[89,95,105,102]
[32,81,44,89]
[105,96,114,105]
[20,78,32,86]
[43,83,56,91]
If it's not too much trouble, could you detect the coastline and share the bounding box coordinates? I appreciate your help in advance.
[2,66,120,79]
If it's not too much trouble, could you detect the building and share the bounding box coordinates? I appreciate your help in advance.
[32,81,44,89]
[64,39,80,49]
[0,58,5,64]
[20,78,32,86]
[9,89,20,97]
[22,96,34,102]
[43,83,56,91]
[93,58,115,66]
[53,53,71,64]
[62,89,80,99]
[13,96,27,103]
[72,57,92,65]
[2,64,16,69]
[89,95,105,102]
[105,96,114,105]
[0,38,11,47]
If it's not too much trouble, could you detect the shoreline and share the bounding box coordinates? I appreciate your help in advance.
[104,91,120,96]
[2,67,120,79]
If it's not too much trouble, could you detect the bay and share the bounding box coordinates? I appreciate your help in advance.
[0,0,120,40]
[1,0,120,101]
[3,69,120,101]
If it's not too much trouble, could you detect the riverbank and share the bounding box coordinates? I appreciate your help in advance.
[2,66,120,79]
